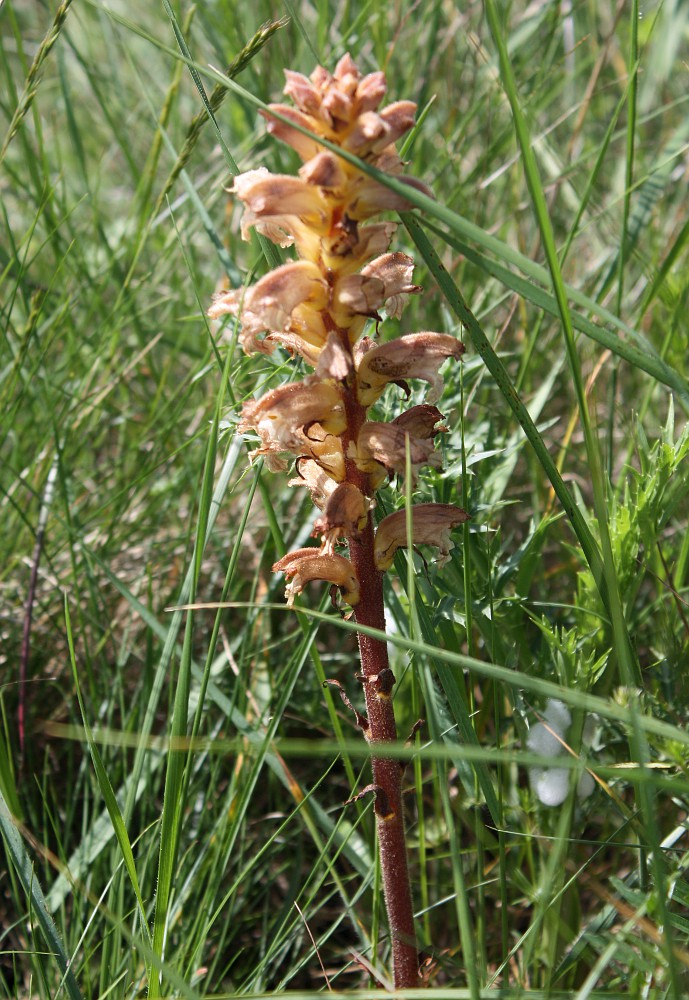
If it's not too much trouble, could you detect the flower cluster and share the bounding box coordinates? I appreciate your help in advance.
[211,53,468,607]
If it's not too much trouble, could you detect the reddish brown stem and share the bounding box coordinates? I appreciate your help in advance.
[349,515,419,989]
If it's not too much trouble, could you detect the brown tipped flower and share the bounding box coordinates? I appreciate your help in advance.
[374,503,470,571]
[260,105,324,161]
[209,261,329,358]
[272,548,360,606]
[313,483,372,552]
[238,380,345,462]
[288,458,340,508]
[231,168,327,254]
[334,252,421,322]
[392,404,448,438]
[355,421,442,485]
[357,332,466,406]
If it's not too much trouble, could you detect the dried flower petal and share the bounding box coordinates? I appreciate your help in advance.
[374,503,470,571]
[288,458,340,509]
[313,482,371,551]
[272,547,360,606]
[315,331,353,381]
[239,380,345,457]
[209,261,328,356]
[357,333,465,405]
[356,421,442,484]
[335,252,420,320]
[392,405,447,438]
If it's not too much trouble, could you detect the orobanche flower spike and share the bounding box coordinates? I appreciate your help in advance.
[212,54,468,989]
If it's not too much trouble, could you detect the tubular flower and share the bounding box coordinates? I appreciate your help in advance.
[374,504,471,571]
[209,261,329,357]
[355,421,442,486]
[334,252,421,323]
[312,483,372,552]
[272,548,360,606]
[357,332,466,406]
[238,379,345,467]
[391,404,448,438]
[288,457,340,508]
[216,54,469,989]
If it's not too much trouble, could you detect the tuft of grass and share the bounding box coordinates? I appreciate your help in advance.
[1,1,688,997]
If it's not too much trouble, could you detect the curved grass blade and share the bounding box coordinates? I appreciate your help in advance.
[421,216,686,402]
[0,790,84,1000]
[483,0,640,686]
[402,215,614,622]
[64,596,151,948]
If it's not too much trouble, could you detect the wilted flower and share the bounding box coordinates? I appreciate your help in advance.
[313,483,372,552]
[392,404,448,438]
[356,333,466,405]
[374,503,470,571]
[288,458,340,508]
[334,251,421,322]
[354,421,442,486]
[273,548,360,606]
[209,260,329,357]
[238,380,345,460]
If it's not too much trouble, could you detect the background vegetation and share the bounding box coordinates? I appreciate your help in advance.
[1,1,688,997]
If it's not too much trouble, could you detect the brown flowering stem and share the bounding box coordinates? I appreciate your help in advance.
[349,516,419,989]
[212,54,469,989]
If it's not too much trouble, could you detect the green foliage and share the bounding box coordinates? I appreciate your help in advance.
[1,1,689,998]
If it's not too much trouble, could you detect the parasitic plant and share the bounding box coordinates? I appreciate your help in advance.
[210,54,468,989]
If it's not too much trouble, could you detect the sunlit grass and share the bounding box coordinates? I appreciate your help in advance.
[1,1,688,997]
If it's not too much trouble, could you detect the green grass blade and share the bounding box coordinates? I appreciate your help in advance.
[483,0,639,687]
[63,596,151,948]
[419,216,683,398]
[401,214,610,608]
[0,790,84,1000]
